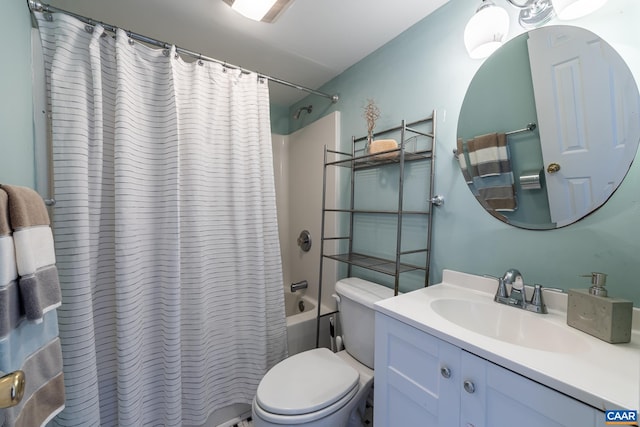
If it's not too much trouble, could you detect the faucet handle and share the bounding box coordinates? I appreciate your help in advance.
[528,284,548,314]
[493,277,510,303]
[496,277,509,299]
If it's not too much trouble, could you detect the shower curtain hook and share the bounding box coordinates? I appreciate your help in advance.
[197,53,204,66]
[161,43,170,57]
[126,30,135,45]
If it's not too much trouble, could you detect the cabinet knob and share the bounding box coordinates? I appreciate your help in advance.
[440,366,451,379]
[463,380,476,394]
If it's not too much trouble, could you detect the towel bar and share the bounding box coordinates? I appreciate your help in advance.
[453,122,537,158]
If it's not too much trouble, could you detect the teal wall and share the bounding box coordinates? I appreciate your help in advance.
[0,0,35,187]
[288,0,640,304]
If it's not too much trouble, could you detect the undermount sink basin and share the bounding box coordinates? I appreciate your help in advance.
[430,298,591,353]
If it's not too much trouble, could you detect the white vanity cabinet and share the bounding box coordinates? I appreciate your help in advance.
[373,311,461,426]
[374,312,601,427]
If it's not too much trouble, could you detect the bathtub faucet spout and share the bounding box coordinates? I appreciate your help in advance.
[291,280,308,292]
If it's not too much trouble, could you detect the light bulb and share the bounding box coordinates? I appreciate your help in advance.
[464,3,510,59]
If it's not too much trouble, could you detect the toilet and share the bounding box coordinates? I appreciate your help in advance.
[252,277,394,427]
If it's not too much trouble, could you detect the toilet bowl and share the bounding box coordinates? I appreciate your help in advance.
[252,278,393,427]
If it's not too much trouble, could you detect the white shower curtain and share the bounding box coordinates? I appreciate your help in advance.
[35,12,287,426]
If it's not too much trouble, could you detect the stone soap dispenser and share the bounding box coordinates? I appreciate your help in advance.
[567,272,633,343]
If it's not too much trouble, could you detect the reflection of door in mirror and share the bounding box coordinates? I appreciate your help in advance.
[528,26,640,227]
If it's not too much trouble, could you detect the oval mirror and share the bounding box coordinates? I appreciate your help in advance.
[456,25,640,230]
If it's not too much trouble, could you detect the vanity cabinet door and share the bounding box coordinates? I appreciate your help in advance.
[374,312,460,427]
[459,350,600,427]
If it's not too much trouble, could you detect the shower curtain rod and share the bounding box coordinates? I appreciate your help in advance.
[27,0,340,104]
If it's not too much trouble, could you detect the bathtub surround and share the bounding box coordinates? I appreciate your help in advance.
[277,113,341,313]
[272,112,341,352]
[35,11,286,427]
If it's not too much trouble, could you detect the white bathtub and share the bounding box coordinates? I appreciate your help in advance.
[284,291,318,356]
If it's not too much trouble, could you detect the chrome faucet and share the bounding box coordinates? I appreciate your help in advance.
[494,269,549,314]
[290,280,308,292]
[503,268,526,307]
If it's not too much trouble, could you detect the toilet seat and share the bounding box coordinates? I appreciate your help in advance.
[255,348,359,419]
[252,383,358,425]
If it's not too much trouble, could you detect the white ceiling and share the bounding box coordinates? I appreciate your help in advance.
[44,0,450,106]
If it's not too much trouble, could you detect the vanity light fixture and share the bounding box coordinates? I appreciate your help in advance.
[504,0,555,29]
[463,0,510,59]
[222,0,294,23]
[464,0,609,58]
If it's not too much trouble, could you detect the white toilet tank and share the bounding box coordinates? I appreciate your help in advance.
[335,277,395,369]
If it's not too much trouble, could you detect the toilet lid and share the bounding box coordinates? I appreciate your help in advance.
[256,348,360,416]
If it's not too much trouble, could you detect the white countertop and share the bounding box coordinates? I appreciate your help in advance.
[374,269,640,411]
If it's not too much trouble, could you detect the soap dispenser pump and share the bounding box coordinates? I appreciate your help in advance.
[567,272,632,344]
[582,272,608,296]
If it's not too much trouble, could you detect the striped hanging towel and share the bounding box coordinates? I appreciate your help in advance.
[465,133,517,212]
[0,185,65,427]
